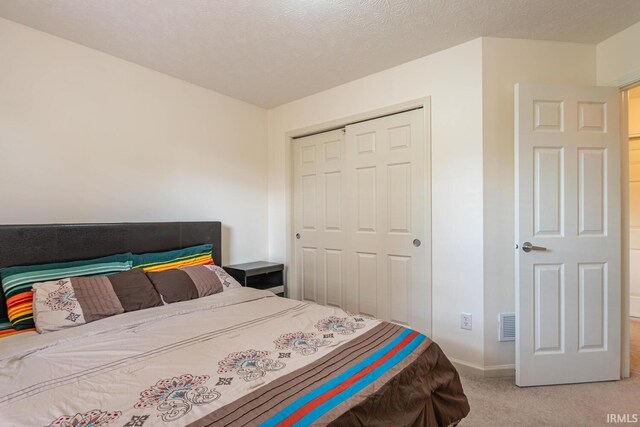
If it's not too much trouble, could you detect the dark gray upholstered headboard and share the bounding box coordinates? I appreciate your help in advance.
[0,222,222,269]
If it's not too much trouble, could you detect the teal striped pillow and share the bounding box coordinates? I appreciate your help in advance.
[1,254,133,330]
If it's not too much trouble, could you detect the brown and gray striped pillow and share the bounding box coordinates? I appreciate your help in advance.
[32,269,162,333]
[146,265,224,303]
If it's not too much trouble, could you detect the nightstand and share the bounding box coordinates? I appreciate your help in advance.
[223,262,285,297]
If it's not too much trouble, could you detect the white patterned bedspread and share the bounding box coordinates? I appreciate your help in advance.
[0,288,380,426]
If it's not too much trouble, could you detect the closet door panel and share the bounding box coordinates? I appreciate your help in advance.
[346,109,427,333]
[294,130,346,306]
[325,248,344,308]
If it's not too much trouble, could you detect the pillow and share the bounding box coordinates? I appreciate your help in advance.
[32,269,161,333]
[208,265,243,290]
[132,244,214,272]
[147,265,223,303]
[0,320,34,338]
[105,269,163,312]
[1,253,133,330]
[1,277,33,338]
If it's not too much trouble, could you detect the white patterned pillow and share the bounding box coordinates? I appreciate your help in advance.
[32,279,94,333]
[205,265,242,290]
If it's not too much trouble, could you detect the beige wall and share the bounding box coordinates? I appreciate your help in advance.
[0,18,269,265]
[481,38,597,369]
[597,21,640,86]
[268,39,486,367]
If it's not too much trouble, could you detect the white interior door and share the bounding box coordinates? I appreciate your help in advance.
[515,83,621,386]
[294,130,347,307]
[345,109,428,334]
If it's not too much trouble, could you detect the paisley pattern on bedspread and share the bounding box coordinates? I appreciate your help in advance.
[314,315,366,335]
[134,374,220,422]
[47,409,121,427]
[217,349,286,382]
[274,331,330,356]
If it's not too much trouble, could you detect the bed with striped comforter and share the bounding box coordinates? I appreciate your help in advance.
[0,288,469,426]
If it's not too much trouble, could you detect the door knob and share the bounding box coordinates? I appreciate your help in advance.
[522,242,547,253]
[413,239,421,247]
[296,233,301,240]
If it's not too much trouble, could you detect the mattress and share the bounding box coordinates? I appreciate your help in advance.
[0,288,469,426]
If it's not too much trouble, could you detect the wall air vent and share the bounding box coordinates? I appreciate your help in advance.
[499,313,516,341]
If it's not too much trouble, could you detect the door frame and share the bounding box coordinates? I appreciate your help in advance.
[620,80,640,379]
[283,97,433,336]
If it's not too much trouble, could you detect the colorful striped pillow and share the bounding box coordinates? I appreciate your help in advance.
[132,244,214,272]
[1,254,133,330]
[0,320,34,338]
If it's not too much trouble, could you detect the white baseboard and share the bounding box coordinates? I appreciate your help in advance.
[450,358,515,378]
[483,363,516,378]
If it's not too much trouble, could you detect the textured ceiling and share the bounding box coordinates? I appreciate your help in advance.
[1,1,639,108]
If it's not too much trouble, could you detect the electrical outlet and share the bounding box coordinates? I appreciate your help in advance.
[460,313,472,331]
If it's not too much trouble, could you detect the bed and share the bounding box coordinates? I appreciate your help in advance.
[0,222,469,427]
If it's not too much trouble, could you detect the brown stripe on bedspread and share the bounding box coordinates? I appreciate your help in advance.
[328,341,470,427]
[189,322,406,427]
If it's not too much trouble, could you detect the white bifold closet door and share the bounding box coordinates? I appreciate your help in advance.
[294,129,348,308]
[293,109,428,334]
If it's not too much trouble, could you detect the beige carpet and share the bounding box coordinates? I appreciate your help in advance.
[458,320,640,426]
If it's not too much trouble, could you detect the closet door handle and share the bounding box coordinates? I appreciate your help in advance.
[413,239,421,247]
